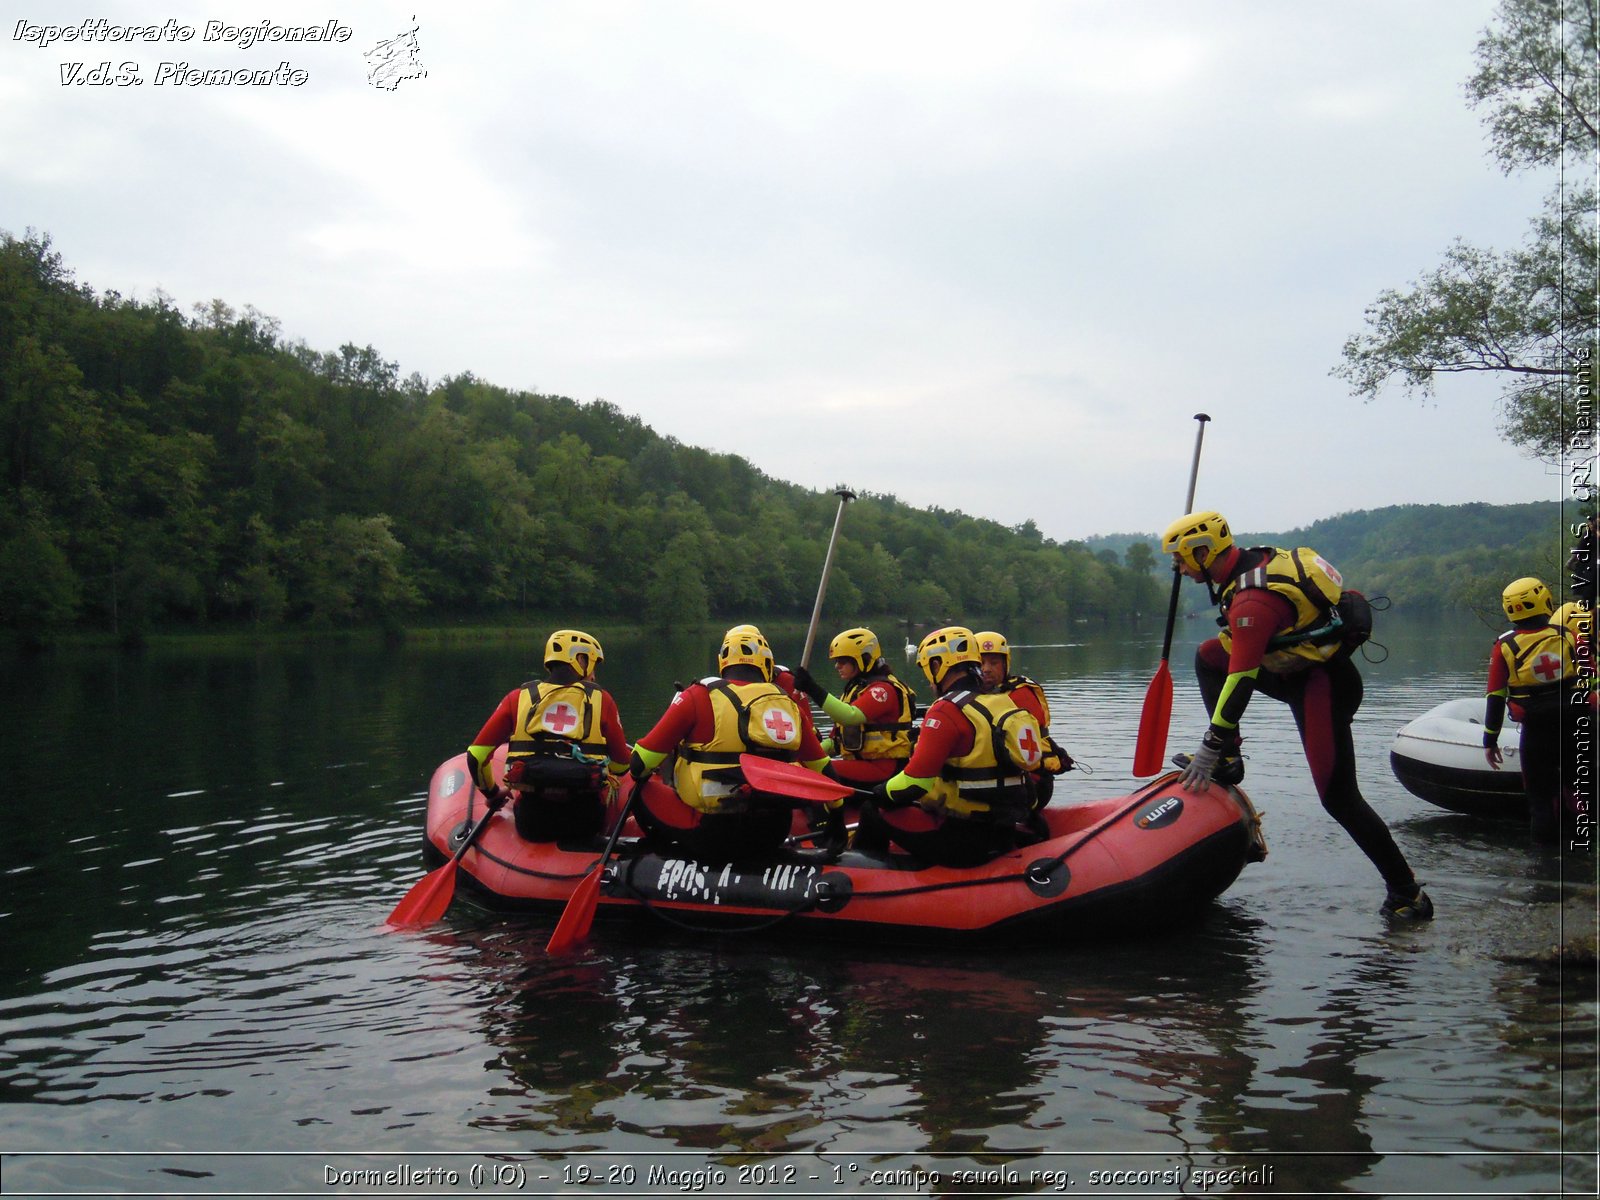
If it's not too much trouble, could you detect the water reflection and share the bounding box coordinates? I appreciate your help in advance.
[406,910,1444,1197]
[0,615,1589,1199]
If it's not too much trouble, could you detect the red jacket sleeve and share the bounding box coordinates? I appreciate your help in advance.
[1008,685,1047,727]
[1485,643,1510,696]
[636,685,710,754]
[795,702,826,762]
[902,698,974,777]
[1223,589,1298,674]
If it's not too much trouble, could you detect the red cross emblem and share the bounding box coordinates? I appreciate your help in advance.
[1017,725,1041,767]
[763,709,796,743]
[543,702,579,734]
[1532,653,1563,682]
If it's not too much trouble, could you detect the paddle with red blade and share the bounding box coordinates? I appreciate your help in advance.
[546,778,638,955]
[1132,413,1210,777]
[740,755,867,856]
[737,753,871,803]
[385,802,499,929]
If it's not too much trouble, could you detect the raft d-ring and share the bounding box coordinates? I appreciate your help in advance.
[1025,857,1071,898]
[447,820,472,851]
[813,871,855,913]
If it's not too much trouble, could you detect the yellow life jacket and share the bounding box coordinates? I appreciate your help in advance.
[1218,546,1345,671]
[673,678,803,814]
[834,670,915,760]
[1002,675,1068,774]
[1497,624,1578,703]
[932,690,1042,819]
[507,680,608,762]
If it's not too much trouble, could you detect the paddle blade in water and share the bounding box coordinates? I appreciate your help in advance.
[385,861,459,929]
[546,865,603,954]
[386,809,498,930]
[1132,660,1174,777]
[737,754,857,804]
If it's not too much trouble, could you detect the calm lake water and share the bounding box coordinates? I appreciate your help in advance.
[0,613,1594,1198]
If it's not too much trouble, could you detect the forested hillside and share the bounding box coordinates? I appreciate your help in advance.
[1089,499,1575,618]
[5,232,1574,645]
[1259,503,1573,617]
[1,231,1169,643]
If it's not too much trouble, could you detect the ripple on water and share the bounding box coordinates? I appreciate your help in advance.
[0,631,1588,1199]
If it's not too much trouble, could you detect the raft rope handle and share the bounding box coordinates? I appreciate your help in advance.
[831,774,1181,902]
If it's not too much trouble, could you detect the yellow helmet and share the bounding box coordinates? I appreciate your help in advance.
[1553,600,1592,639]
[1502,577,1553,621]
[974,630,1010,666]
[545,629,603,673]
[916,625,981,691]
[1161,510,1233,573]
[828,627,882,673]
[718,625,774,681]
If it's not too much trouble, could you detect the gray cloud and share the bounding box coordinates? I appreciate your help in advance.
[1,0,1561,540]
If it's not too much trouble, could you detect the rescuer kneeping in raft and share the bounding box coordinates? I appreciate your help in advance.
[465,629,630,843]
[975,630,1073,812]
[1161,511,1433,921]
[628,625,831,864]
[853,626,1045,867]
[790,626,917,786]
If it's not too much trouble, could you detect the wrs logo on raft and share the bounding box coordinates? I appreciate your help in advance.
[1135,796,1184,830]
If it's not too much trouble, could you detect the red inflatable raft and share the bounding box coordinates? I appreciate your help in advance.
[418,749,1266,943]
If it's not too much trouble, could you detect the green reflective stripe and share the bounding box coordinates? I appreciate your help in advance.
[884,772,933,802]
[1211,667,1259,730]
[466,744,495,788]
[821,693,860,724]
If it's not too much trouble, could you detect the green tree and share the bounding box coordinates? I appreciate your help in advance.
[1336,0,1596,463]
[288,514,419,627]
[642,532,710,631]
[1467,0,1598,170]
[230,514,289,625]
[0,517,80,641]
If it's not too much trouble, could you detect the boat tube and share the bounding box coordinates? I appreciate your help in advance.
[417,748,1267,943]
[1389,697,1524,819]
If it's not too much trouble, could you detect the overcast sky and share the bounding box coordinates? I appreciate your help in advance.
[1,1,1568,541]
